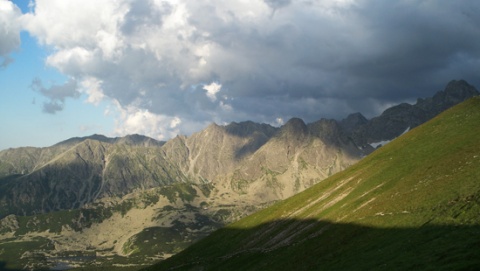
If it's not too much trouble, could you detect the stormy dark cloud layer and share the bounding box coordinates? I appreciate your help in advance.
[4,0,480,139]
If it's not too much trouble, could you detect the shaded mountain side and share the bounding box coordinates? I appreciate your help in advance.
[338,112,368,134]
[0,140,186,216]
[145,97,480,270]
[223,121,278,160]
[144,221,480,271]
[344,79,479,148]
[218,118,361,200]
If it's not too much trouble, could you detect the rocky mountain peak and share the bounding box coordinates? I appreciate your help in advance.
[278,118,308,140]
[54,134,113,147]
[200,123,224,137]
[438,79,479,104]
[224,121,277,138]
[308,118,344,145]
[445,79,478,93]
[339,112,368,134]
[114,134,164,147]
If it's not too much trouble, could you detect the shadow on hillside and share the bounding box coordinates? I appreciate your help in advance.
[221,120,363,161]
[0,262,22,271]
[221,122,278,160]
[0,159,104,217]
[146,219,480,271]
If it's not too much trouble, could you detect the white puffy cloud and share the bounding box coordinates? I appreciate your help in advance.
[15,0,480,138]
[114,105,177,140]
[203,82,222,102]
[0,0,22,67]
[80,77,105,105]
[22,0,127,53]
[111,101,206,140]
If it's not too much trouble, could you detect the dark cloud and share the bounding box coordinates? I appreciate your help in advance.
[42,101,64,114]
[19,0,480,137]
[336,1,480,96]
[121,0,171,35]
[264,0,292,10]
[31,78,80,114]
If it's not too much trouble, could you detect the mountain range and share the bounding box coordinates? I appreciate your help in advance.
[0,79,478,270]
[147,95,480,270]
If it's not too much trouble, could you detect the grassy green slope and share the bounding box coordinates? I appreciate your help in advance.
[145,97,480,271]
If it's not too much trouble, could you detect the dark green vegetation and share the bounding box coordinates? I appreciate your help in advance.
[145,97,480,270]
[0,237,53,270]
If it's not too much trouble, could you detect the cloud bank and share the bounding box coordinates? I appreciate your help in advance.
[12,0,480,139]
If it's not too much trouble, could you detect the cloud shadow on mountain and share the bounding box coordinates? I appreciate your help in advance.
[220,121,279,160]
[147,218,480,271]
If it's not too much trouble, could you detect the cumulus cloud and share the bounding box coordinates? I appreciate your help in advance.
[0,0,22,67]
[111,102,206,140]
[80,77,105,105]
[16,0,480,138]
